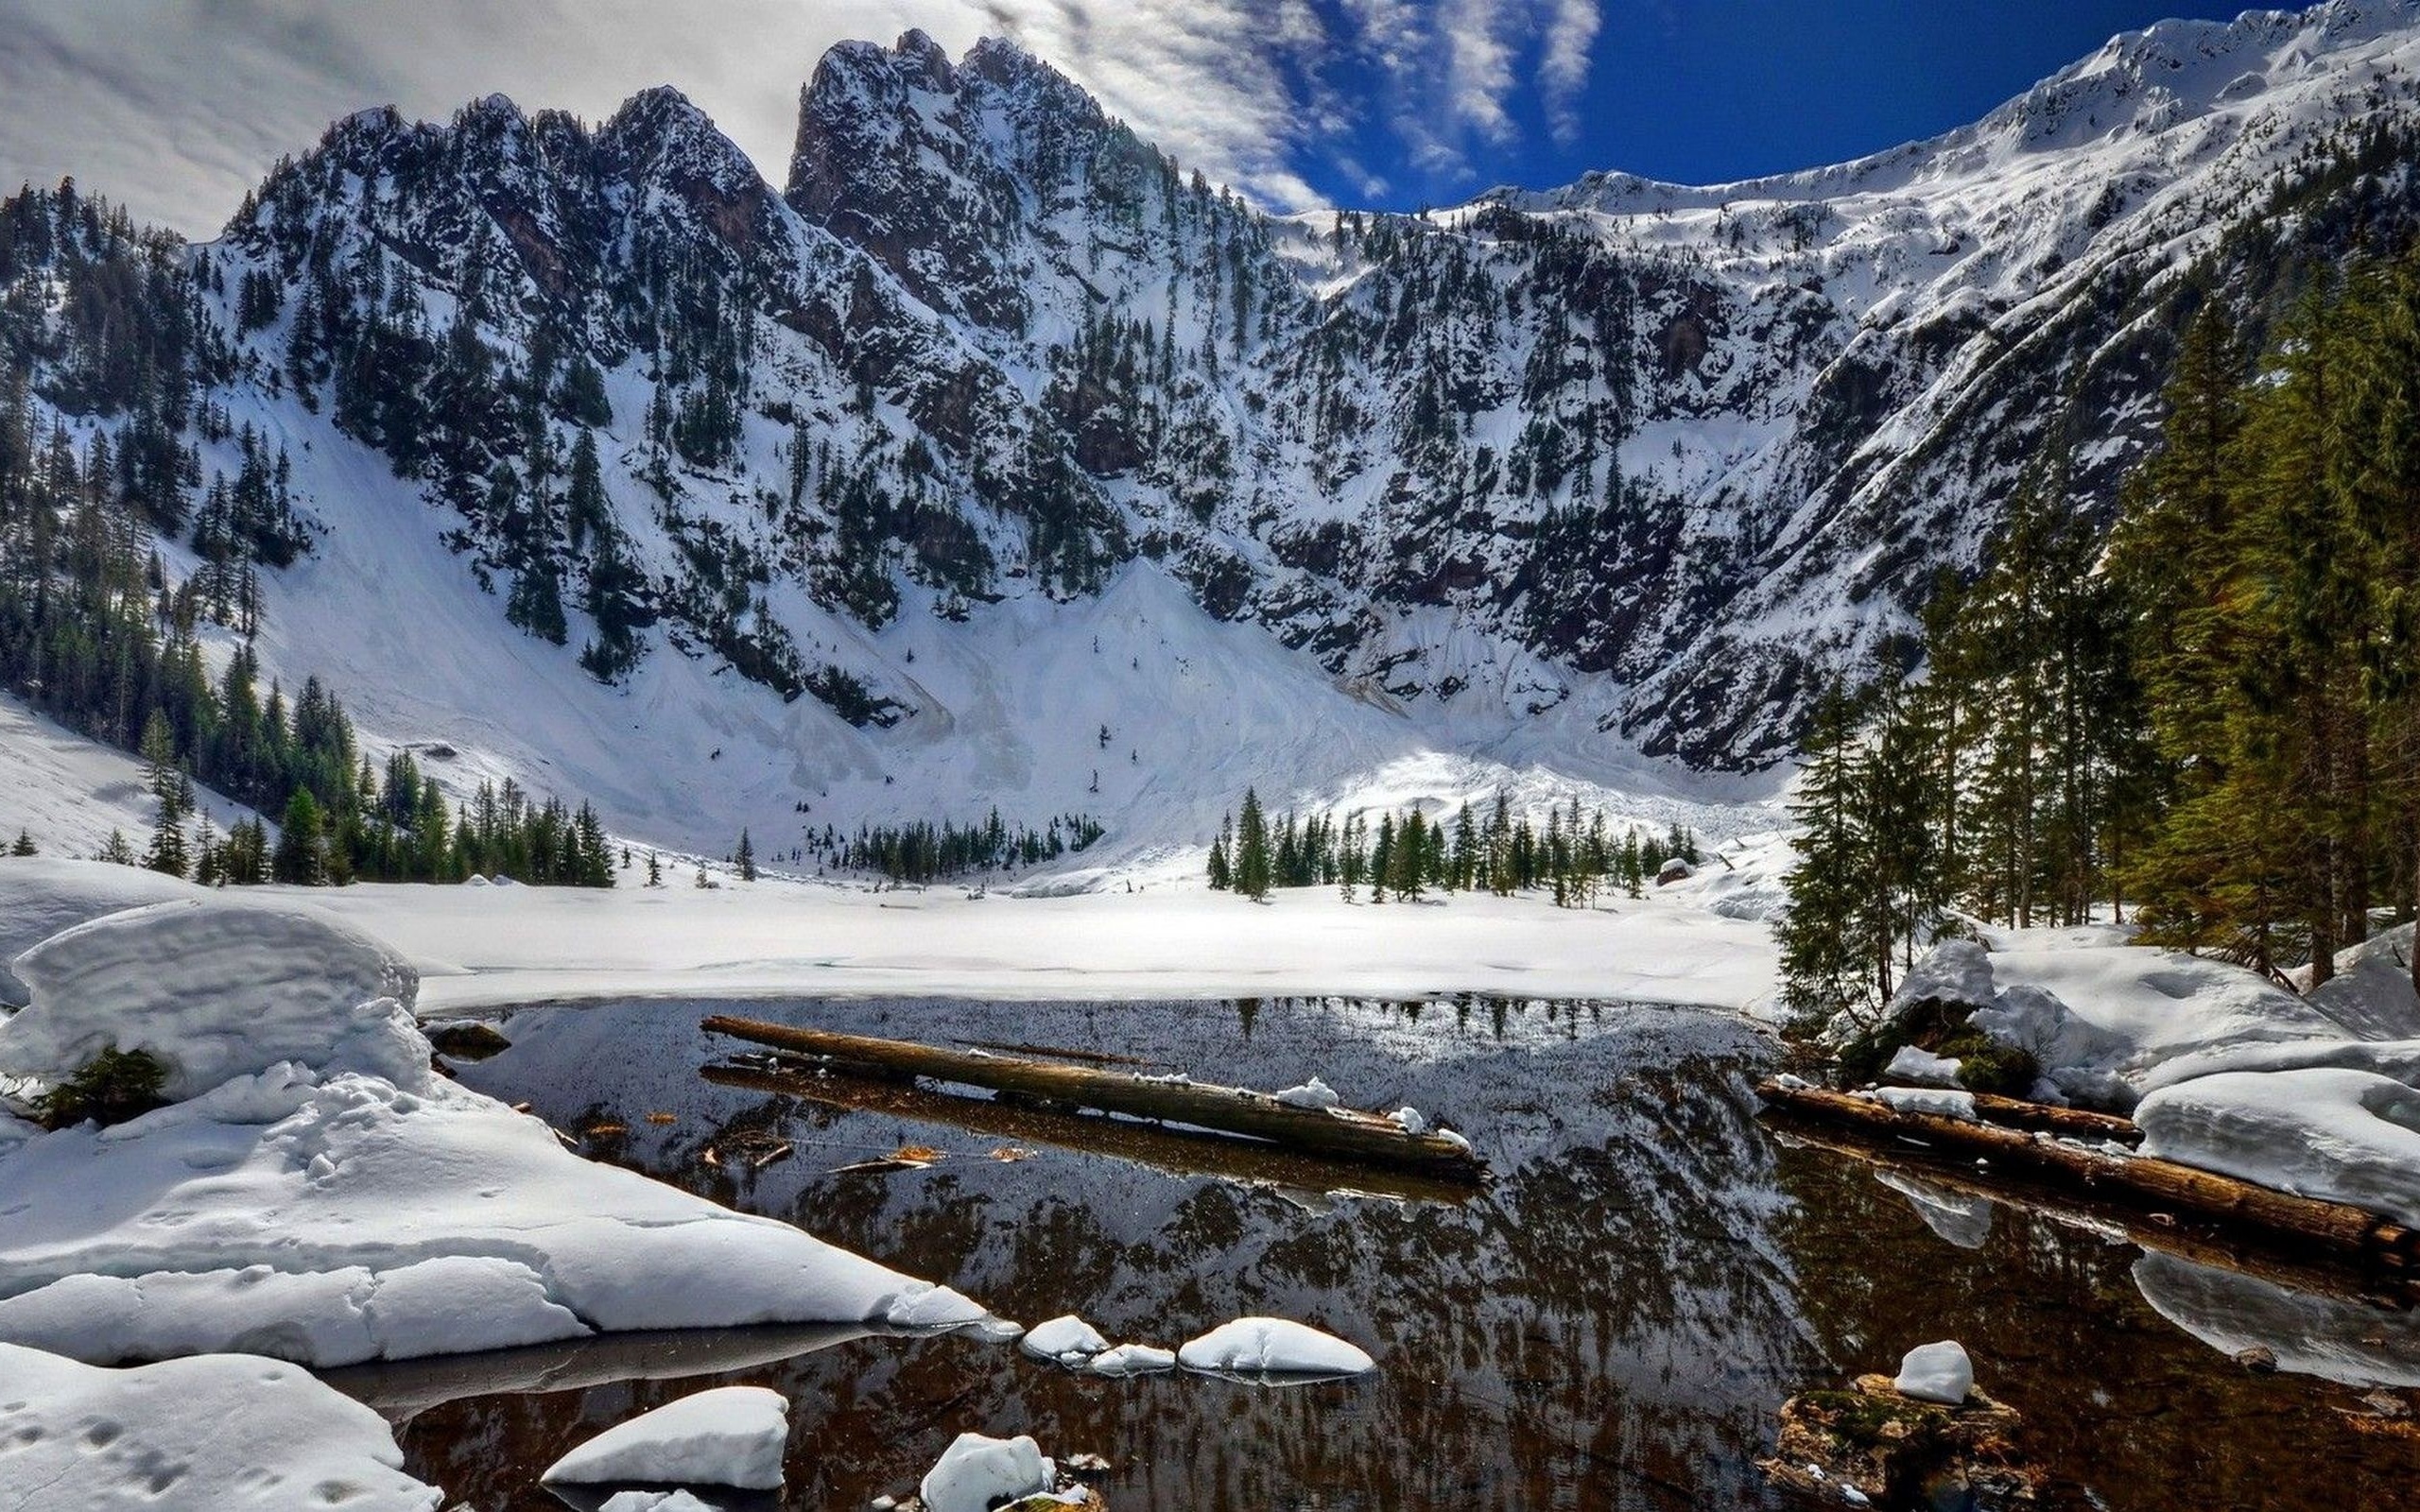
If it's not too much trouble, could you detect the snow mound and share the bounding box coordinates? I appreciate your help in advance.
[1272,1076,1341,1109]
[1868,1086,1976,1122]
[921,1432,1055,1512]
[1086,1342,1176,1376]
[2306,923,2420,1041]
[1883,1044,1962,1088]
[1020,1314,1110,1364]
[541,1384,789,1490]
[1176,1316,1375,1378]
[0,1341,441,1511]
[597,1493,719,1512]
[1389,1105,1426,1133]
[0,1069,987,1366]
[1,894,424,1099]
[1893,1339,1973,1404]
[2135,1067,2420,1227]
[0,858,206,1007]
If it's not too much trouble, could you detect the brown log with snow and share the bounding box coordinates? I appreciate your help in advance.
[700,1016,1485,1175]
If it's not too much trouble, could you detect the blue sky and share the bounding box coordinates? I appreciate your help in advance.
[0,1,2324,234]
[1297,1,2285,206]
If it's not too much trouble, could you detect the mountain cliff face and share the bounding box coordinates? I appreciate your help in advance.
[11,2,2420,841]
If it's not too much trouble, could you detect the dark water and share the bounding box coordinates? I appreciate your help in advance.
[359,995,2420,1510]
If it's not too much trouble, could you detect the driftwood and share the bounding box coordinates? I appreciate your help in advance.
[1758,1079,2420,1270]
[701,1016,1483,1175]
[703,1061,1479,1205]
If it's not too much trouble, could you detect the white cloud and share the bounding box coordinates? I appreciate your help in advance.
[0,0,1607,234]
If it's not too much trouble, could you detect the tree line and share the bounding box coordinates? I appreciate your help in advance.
[1782,253,2420,1022]
[1207,786,1700,904]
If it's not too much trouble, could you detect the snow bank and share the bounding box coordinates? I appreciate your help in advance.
[0,857,205,1007]
[921,1432,1055,1512]
[0,1066,987,1366]
[541,1384,789,1490]
[0,1342,441,1511]
[1176,1316,1375,1379]
[2305,923,2420,1041]
[1892,1340,1972,1404]
[1886,939,1996,1018]
[0,894,424,1099]
[2135,1067,2420,1227]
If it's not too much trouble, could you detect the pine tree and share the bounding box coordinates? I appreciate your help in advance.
[274,789,326,885]
[735,828,757,882]
[9,831,34,856]
[1234,788,1272,902]
[1776,681,1878,1025]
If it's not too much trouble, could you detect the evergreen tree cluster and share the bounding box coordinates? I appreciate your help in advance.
[1782,255,2420,1020]
[793,808,1106,884]
[1206,785,1699,905]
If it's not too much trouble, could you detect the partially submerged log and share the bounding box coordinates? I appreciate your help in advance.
[701,1016,1482,1175]
[704,1061,1478,1206]
[1758,1079,2420,1270]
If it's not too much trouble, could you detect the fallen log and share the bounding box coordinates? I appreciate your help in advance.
[1962,1090,2140,1145]
[1758,1079,2420,1270]
[702,1062,1479,1206]
[701,1016,1483,1175]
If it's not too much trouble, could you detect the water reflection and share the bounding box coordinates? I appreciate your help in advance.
[372,994,2420,1511]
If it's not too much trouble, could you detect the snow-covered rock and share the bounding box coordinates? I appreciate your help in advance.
[2135,1067,2420,1227]
[597,1493,719,1512]
[1019,1314,1110,1364]
[0,1342,441,1511]
[1087,1342,1176,1376]
[0,894,424,1099]
[2306,923,2420,1041]
[920,1432,1055,1512]
[541,1385,789,1490]
[1886,940,1996,1020]
[1883,1044,1962,1088]
[1176,1316,1375,1379]
[0,857,206,1008]
[0,1065,986,1366]
[1272,1076,1341,1109]
[1892,1340,1973,1405]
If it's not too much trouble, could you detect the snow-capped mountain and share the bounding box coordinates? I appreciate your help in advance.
[9,1,2420,861]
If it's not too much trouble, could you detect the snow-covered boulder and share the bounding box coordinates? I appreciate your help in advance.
[0,858,205,1007]
[0,1342,441,1511]
[920,1432,1055,1512]
[1886,940,1996,1022]
[1020,1314,1110,1364]
[596,1493,719,1512]
[2135,1067,2420,1227]
[1893,1340,1973,1404]
[1176,1316,1375,1379]
[1883,1044,1962,1088]
[0,895,424,1100]
[0,1068,987,1366]
[541,1385,789,1490]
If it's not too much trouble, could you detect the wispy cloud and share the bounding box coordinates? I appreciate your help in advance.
[0,0,1607,233]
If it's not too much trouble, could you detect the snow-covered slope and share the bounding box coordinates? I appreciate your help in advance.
[10,3,2420,867]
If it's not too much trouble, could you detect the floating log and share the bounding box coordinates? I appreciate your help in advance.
[1758,1079,2420,1270]
[703,1061,1479,1206]
[700,1016,1483,1175]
